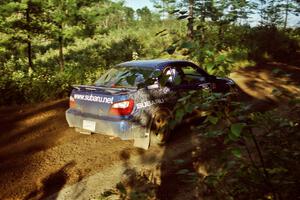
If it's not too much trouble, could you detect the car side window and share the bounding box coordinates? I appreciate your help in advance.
[180,65,206,83]
[162,64,208,87]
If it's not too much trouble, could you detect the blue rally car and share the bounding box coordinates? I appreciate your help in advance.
[65,60,235,149]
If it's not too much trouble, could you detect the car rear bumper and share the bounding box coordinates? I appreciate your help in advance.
[66,109,135,140]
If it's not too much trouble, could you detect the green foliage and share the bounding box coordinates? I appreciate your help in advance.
[0,57,104,104]
[230,123,245,138]
[103,36,144,66]
[0,0,299,106]
[169,86,300,199]
[245,26,300,64]
[0,0,171,105]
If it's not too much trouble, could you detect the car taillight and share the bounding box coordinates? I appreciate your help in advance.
[109,99,134,116]
[69,96,76,108]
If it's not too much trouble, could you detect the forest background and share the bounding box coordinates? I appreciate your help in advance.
[0,0,299,105]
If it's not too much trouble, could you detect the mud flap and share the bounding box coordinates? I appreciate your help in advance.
[133,131,150,150]
[133,110,153,150]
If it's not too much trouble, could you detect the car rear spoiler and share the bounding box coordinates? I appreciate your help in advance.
[72,85,137,92]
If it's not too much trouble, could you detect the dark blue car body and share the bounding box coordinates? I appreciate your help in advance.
[65,60,235,149]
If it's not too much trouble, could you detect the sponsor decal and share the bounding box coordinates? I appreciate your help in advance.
[136,99,165,109]
[74,94,114,104]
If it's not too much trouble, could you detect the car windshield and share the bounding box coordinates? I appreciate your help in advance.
[95,67,153,88]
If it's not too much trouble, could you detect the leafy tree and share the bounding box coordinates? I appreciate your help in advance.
[124,6,135,24]
[46,0,81,71]
[151,0,177,19]
[0,0,47,72]
[176,0,254,45]
[187,0,194,39]
[137,7,153,23]
[283,0,300,29]
[258,0,284,26]
[258,0,300,28]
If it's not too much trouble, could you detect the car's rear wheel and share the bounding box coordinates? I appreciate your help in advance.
[150,109,172,146]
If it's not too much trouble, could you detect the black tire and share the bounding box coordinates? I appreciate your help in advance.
[150,109,172,146]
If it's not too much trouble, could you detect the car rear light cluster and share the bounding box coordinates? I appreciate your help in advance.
[69,96,77,108]
[109,99,134,116]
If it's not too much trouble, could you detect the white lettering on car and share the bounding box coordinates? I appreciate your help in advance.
[136,99,165,109]
[74,94,114,104]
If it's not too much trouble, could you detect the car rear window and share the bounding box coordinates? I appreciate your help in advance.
[95,68,152,87]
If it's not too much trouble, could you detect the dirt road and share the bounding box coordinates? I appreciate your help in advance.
[0,62,299,199]
[0,99,196,200]
[0,99,139,199]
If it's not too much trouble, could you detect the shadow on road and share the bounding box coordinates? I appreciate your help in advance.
[24,161,77,200]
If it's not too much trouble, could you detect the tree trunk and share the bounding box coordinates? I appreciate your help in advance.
[217,24,224,50]
[199,1,206,46]
[187,0,194,40]
[58,23,64,71]
[284,0,289,29]
[26,5,33,72]
[27,37,33,72]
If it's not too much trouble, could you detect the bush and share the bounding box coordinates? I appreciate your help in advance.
[0,62,105,105]
[245,26,300,64]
